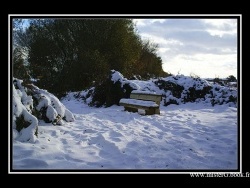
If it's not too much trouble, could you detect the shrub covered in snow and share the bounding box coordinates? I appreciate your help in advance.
[82,70,140,107]
[13,78,75,142]
[32,85,75,124]
[208,83,237,106]
[154,75,237,107]
[154,76,212,106]
[64,71,237,108]
[154,78,184,98]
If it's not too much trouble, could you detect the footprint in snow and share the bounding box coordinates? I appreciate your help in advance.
[143,138,150,142]
[109,130,123,138]
[83,129,96,133]
[158,135,163,139]
[18,158,49,168]
[181,133,192,139]
[60,138,68,144]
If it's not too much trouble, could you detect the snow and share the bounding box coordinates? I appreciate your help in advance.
[46,105,58,122]
[12,74,238,171]
[35,87,67,118]
[110,70,140,89]
[111,70,124,83]
[130,79,165,95]
[13,80,38,142]
[162,75,211,90]
[64,109,75,122]
[13,97,237,170]
[119,98,159,107]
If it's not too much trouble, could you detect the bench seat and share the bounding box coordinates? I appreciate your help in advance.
[119,99,160,115]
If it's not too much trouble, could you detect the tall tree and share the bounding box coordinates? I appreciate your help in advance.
[13,19,30,81]
[14,18,167,96]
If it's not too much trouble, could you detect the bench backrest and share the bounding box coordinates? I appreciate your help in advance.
[130,92,162,105]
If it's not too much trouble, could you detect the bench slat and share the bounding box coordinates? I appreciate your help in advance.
[120,103,151,111]
[130,93,162,105]
[119,98,158,107]
[131,90,162,96]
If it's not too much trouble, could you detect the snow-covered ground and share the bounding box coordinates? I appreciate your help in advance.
[13,98,237,170]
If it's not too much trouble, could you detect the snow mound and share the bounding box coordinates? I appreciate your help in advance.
[13,78,75,142]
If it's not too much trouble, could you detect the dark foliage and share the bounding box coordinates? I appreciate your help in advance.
[164,99,179,106]
[228,95,237,103]
[89,72,135,107]
[226,75,237,82]
[154,79,184,98]
[183,86,212,103]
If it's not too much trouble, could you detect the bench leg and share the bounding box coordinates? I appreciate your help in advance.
[155,108,160,114]
[145,108,160,115]
[145,108,155,115]
[123,106,160,115]
[124,107,138,113]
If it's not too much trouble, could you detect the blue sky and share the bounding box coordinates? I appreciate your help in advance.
[133,19,237,78]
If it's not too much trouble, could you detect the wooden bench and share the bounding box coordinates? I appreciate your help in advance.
[119,91,162,115]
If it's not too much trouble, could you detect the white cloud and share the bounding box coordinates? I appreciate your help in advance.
[139,33,184,46]
[203,19,237,29]
[162,53,237,78]
[202,19,237,37]
[149,19,166,24]
[133,19,149,26]
[133,18,238,78]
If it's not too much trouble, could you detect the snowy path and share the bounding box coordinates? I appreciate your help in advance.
[13,100,238,170]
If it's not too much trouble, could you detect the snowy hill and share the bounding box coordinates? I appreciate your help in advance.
[12,72,238,170]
